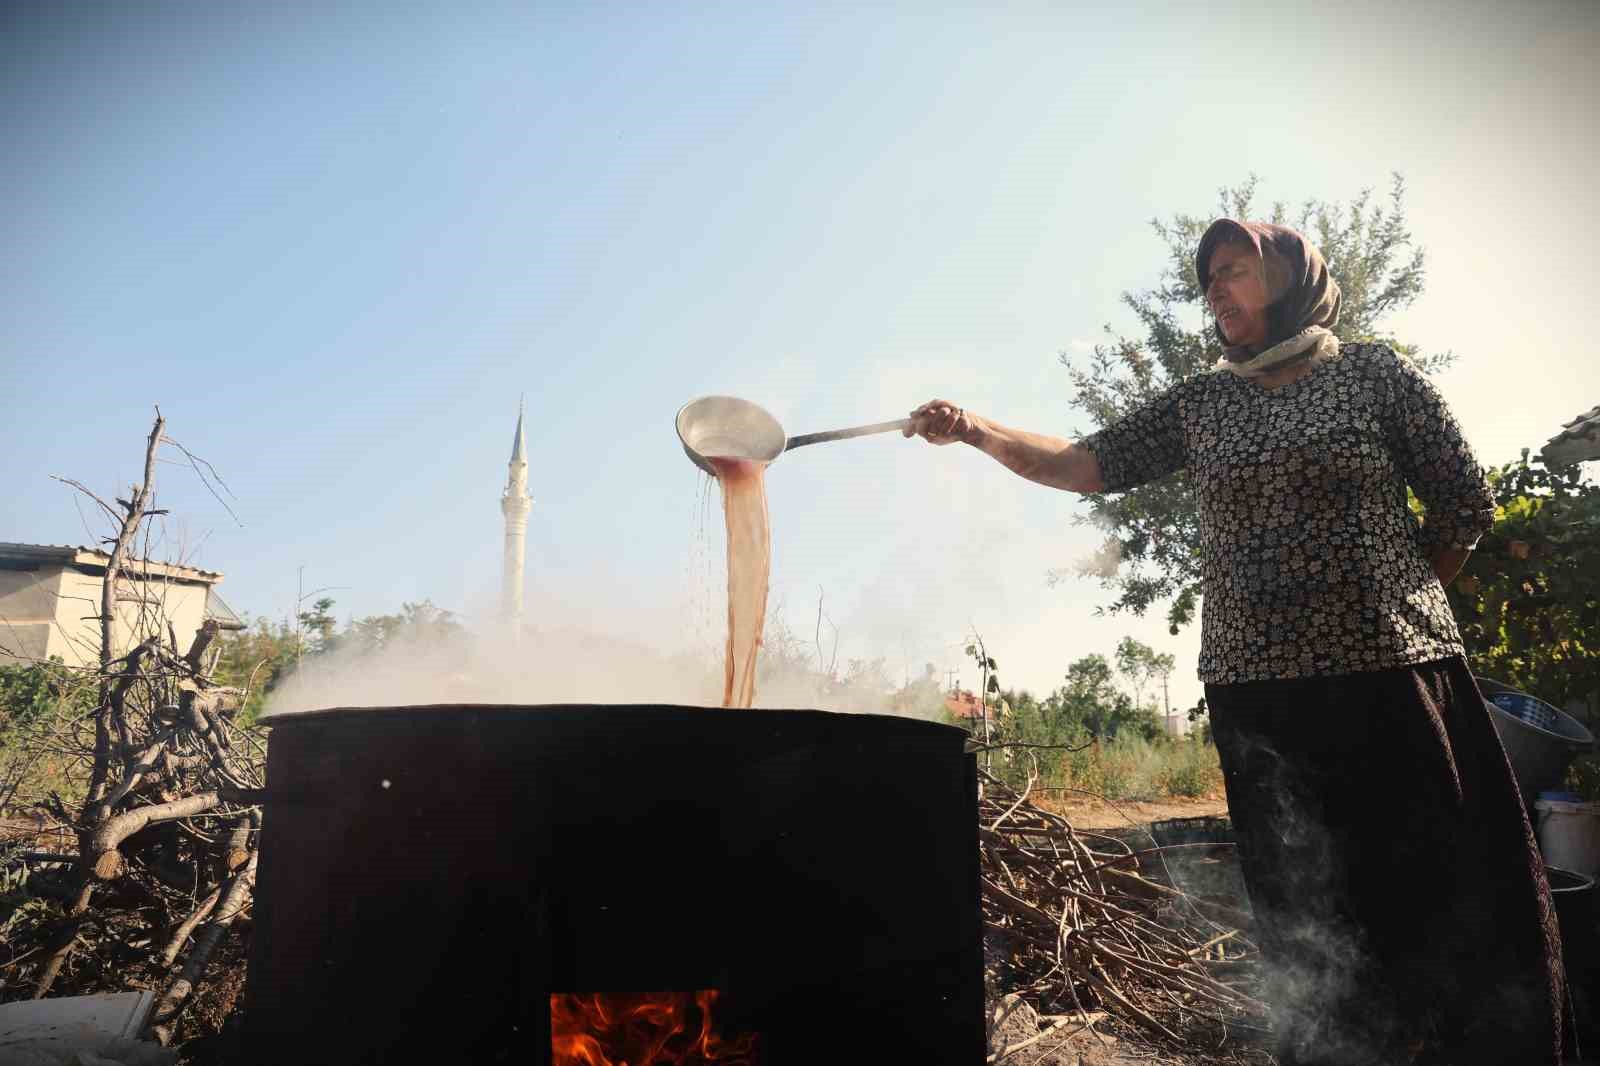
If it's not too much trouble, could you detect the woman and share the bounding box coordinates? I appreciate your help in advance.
[907,220,1563,1065]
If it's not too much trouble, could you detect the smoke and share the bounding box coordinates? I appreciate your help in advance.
[262,624,720,717]
[1046,511,1123,586]
[1211,731,1406,1066]
[261,423,967,720]
[1072,532,1123,580]
[261,609,949,720]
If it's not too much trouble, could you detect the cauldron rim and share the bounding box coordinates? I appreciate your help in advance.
[259,701,969,742]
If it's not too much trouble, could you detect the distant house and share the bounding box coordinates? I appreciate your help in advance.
[944,688,986,722]
[0,543,240,668]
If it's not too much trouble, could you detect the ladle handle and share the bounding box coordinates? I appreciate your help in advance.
[785,419,914,451]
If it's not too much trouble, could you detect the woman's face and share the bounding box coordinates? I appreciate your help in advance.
[1206,242,1270,348]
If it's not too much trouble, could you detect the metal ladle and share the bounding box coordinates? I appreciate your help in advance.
[675,396,912,476]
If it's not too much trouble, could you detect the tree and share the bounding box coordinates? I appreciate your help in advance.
[838,657,894,705]
[1446,455,1600,714]
[1049,654,1163,743]
[344,600,463,656]
[211,616,299,723]
[1053,174,1447,632]
[296,596,339,658]
[4,410,263,1025]
[992,686,1078,751]
[1113,637,1176,716]
[212,599,467,722]
[889,663,947,719]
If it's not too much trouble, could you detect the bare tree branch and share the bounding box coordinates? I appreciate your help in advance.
[160,434,242,528]
[145,848,257,1045]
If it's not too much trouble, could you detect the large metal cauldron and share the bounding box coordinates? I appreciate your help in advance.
[237,705,982,1065]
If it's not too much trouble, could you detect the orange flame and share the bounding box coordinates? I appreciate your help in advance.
[550,991,758,1066]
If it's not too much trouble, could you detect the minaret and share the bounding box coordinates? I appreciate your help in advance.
[500,398,533,637]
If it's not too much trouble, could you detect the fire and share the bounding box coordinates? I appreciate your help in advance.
[549,991,758,1066]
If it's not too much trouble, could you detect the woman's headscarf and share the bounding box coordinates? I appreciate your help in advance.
[1196,219,1343,373]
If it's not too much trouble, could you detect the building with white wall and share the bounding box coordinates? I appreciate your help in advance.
[0,543,238,668]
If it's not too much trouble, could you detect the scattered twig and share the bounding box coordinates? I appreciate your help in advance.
[9,410,263,1029]
[976,768,1267,1055]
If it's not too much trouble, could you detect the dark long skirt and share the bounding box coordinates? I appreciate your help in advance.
[1206,656,1564,1066]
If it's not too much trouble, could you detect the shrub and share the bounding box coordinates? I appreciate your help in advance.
[1158,738,1225,798]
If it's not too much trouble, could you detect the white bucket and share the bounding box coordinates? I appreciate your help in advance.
[1535,799,1600,878]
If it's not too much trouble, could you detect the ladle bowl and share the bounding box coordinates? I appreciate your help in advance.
[676,395,911,477]
[676,396,788,475]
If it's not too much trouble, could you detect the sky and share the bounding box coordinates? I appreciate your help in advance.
[5,0,1598,715]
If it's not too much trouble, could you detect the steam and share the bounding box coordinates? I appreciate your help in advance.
[1047,518,1123,587]
[1072,533,1123,580]
[1212,732,1402,1065]
[262,625,720,716]
[261,612,948,721]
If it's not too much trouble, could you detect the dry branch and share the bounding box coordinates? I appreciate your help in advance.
[144,847,256,1045]
[159,887,221,968]
[976,768,1267,1056]
[8,409,265,1032]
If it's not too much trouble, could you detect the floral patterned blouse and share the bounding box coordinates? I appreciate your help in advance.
[1082,343,1495,685]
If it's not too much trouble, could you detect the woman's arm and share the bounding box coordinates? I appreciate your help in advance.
[1432,546,1473,587]
[907,383,1189,497]
[904,400,1104,492]
[1377,348,1496,582]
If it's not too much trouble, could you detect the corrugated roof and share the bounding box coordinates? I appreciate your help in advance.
[204,588,245,629]
[1541,406,1600,468]
[0,543,223,582]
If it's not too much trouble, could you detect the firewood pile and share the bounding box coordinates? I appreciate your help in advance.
[0,411,264,1055]
[977,766,1272,1063]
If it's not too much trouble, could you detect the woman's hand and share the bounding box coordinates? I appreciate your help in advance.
[906,402,1104,493]
[906,400,984,446]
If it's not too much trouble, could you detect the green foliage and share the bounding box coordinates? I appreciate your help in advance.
[984,643,1211,800]
[0,842,53,945]
[1052,654,1164,743]
[1447,455,1600,713]
[343,600,464,657]
[297,596,339,655]
[1055,174,1443,632]
[988,654,1165,756]
[1566,757,1600,803]
[1049,733,1221,803]
[1157,737,1225,798]
[212,598,465,722]
[0,660,95,813]
[1113,636,1176,714]
[211,617,299,723]
[0,660,86,729]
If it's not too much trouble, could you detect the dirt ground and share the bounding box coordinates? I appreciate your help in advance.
[989,993,1274,1066]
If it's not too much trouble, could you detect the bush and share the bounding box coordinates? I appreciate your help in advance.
[991,731,1224,802]
[1,661,95,817]
[1158,738,1225,798]
[1565,752,1600,802]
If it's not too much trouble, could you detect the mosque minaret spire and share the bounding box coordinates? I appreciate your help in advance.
[500,397,533,637]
